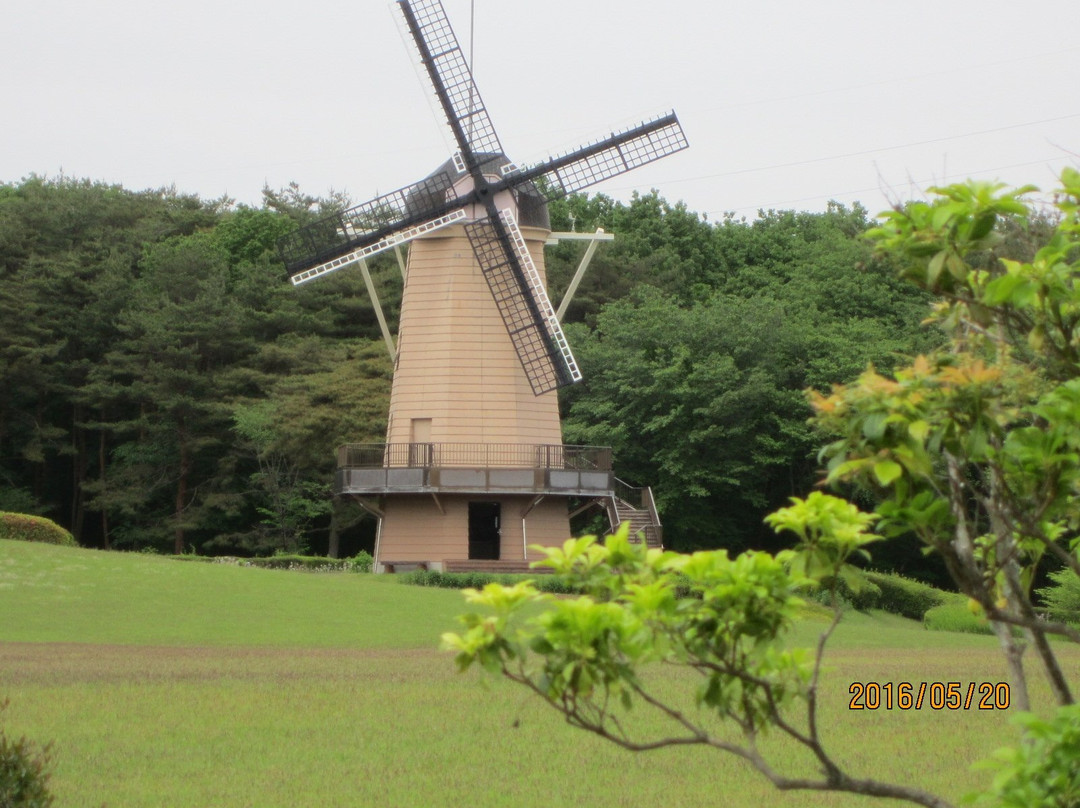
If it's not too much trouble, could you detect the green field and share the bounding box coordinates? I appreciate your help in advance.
[0,540,1068,807]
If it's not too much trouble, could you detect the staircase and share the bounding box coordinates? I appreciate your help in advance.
[606,479,663,549]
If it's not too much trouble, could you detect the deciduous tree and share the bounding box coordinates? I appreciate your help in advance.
[445,170,1080,807]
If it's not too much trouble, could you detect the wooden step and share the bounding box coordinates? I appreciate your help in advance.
[612,501,663,548]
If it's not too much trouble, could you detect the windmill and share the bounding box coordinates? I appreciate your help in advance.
[278,0,686,571]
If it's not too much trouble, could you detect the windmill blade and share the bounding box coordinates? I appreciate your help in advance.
[290,209,467,286]
[465,210,582,396]
[396,0,503,168]
[278,171,456,275]
[519,113,689,199]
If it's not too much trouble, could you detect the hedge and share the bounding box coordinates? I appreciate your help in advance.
[922,601,994,635]
[170,551,373,573]
[859,571,952,620]
[0,513,76,547]
[398,569,578,594]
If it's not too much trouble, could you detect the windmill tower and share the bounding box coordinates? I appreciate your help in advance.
[278,0,686,571]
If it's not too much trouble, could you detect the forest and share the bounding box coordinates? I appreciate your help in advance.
[0,175,941,564]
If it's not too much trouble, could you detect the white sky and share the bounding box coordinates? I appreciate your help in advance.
[5,0,1077,220]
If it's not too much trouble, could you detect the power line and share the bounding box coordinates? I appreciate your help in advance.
[711,155,1076,217]
[662,113,1080,186]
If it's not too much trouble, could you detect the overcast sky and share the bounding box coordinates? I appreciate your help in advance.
[5,0,1076,220]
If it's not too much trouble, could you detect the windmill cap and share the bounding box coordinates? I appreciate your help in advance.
[409,153,551,230]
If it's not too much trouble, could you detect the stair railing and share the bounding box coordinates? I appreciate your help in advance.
[611,478,663,549]
[641,485,663,548]
[612,477,643,509]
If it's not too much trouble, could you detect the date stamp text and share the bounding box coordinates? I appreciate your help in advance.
[848,681,1010,711]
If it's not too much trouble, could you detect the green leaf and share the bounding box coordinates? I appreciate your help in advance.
[983,273,1036,307]
[927,251,947,286]
[908,419,930,443]
[873,460,903,486]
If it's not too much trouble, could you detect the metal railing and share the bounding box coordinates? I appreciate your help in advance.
[612,477,664,548]
[613,477,643,508]
[337,442,613,471]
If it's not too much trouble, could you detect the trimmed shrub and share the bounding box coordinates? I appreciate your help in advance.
[863,571,949,620]
[0,513,76,548]
[808,570,950,619]
[923,601,993,635]
[0,700,55,808]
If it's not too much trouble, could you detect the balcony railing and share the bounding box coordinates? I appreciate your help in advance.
[337,443,613,471]
[335,443,615,498]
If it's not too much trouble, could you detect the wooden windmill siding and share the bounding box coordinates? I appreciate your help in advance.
[279,0,683,569]
[386,225,562,448]
[375,222,570,565]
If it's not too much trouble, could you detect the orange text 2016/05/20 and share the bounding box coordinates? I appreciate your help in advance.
[848,681,1011,711]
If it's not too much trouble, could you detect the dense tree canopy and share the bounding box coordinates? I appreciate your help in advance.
[0,176,390,555]
[0,175,935,558]
[551,195,937,551]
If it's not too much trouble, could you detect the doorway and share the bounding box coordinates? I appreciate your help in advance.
[409,418,433,466]
[468,502,501,560]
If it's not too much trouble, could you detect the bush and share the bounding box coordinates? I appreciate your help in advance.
[809,570,951,619]
[922,601,993,635]
[1036,568,1080,625]
[347,550,373,573]
[181,553,374,573]
[864,572,950,619]
[0,513,76,548]
[247,555,339,571]
[971,703,1080,807]
[399,567,964,608]
[0,700,55,808]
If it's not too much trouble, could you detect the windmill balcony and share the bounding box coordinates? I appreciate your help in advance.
[334,442,614,498]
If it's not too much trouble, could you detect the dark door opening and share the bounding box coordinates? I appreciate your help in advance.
[468,502,501,560]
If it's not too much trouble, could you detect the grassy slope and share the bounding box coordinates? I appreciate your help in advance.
[0,539,465,648]
[0,540,1069,808]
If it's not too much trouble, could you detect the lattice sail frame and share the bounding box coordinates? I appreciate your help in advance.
[540,115,689,197]
[277,0,688,395]
[289,210,467,286]
[396,0,503,168]
[278,172,456,276]
[465,210,581,395]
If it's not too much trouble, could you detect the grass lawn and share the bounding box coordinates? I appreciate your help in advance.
[0,539,1072,807]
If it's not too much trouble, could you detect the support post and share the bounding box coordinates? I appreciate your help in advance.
[554,228,614,321]
[569,498,604,520]
[358,258,397,360]
[373,515,384,572]
[520,495,545,519]
[430,493,446,515]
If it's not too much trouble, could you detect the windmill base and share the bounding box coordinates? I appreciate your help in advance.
[373,493,570,573]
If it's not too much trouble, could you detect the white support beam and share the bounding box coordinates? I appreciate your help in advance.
[358,259,397,361]
[290,209,467,285]
[545,230,616,245]
[553,228,613,321]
